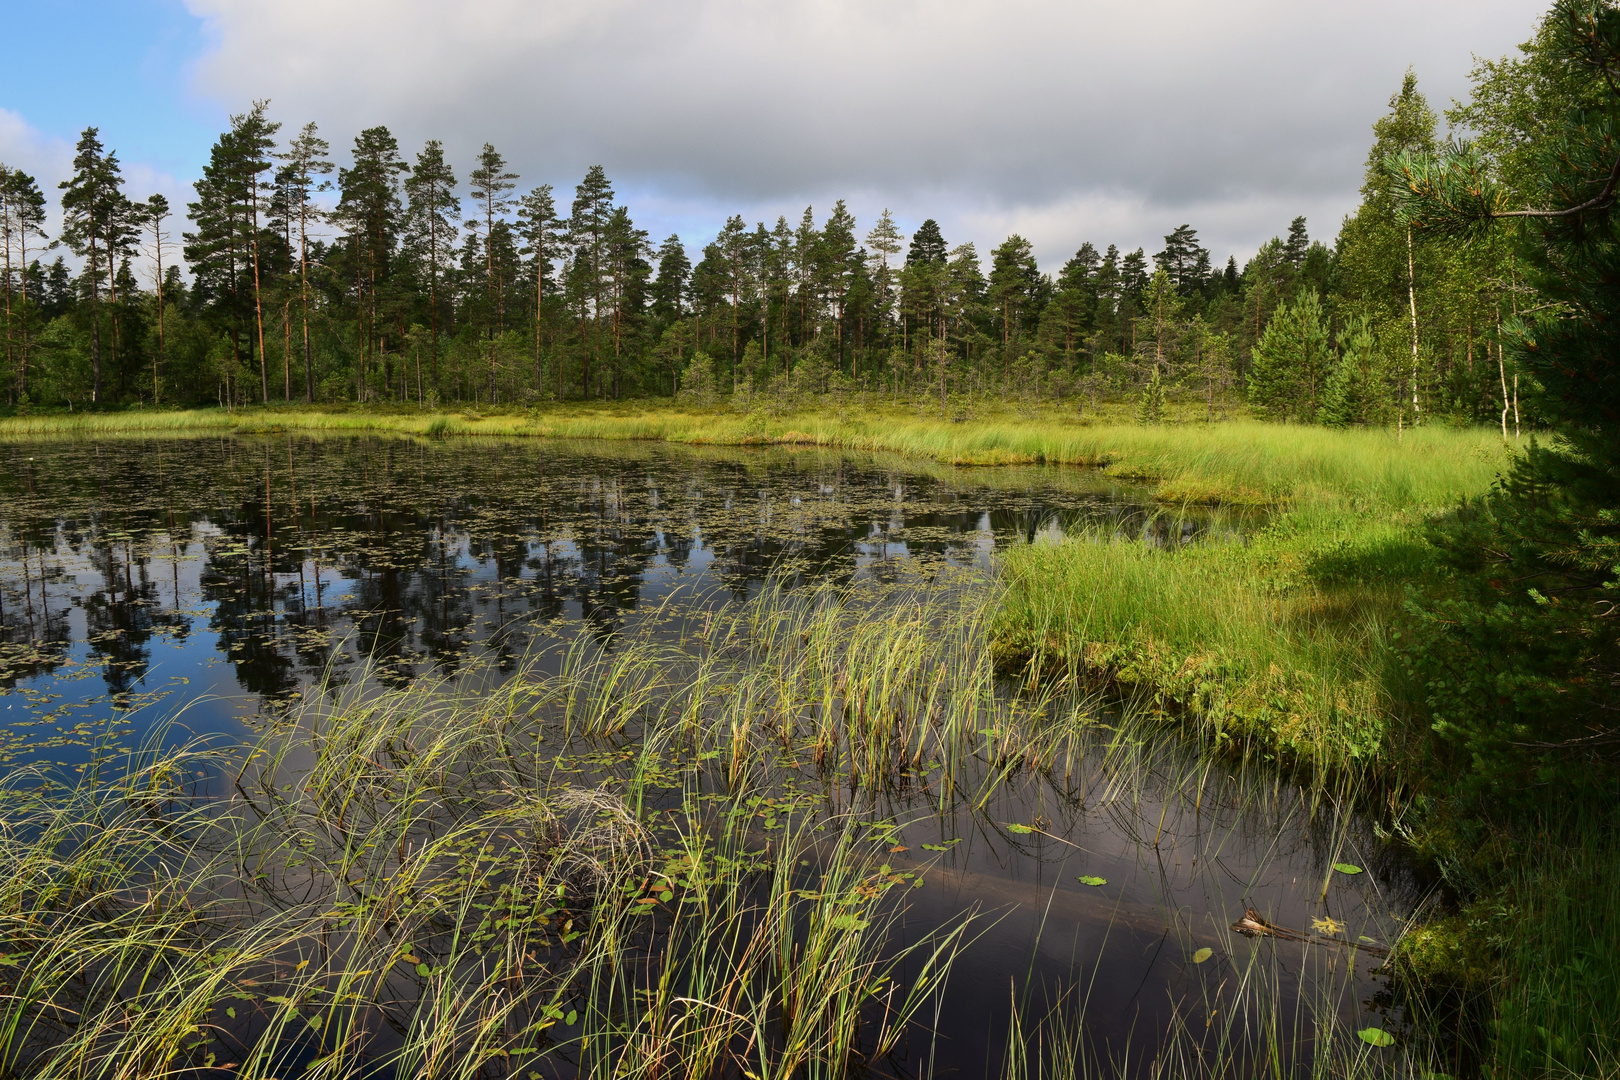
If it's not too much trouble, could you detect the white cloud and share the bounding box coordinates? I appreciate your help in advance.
[1,106,194,279]
[0,107,74,249]
[180,0,1545,265]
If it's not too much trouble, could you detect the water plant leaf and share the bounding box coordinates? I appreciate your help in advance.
[1077,875,1107,887]
[564,1009,578,1027]
[1006,824,1034,834]
[1192,947,1213,963]
[1333,863,1364,875]
[1357,1027,1395,1047]
[1311,916,1346,935]
[415,963,431,977]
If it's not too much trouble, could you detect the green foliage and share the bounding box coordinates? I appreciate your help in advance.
[1133,369,1164,425]
[676,352,719,405]
[1318,317,1393,426]
[1395,0,1620,793]
[1248,289,1331,421]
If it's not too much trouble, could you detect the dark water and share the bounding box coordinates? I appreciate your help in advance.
[0,436,1412,1075]
[0,436,1250,744]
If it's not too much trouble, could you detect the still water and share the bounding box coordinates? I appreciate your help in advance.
[0,435,1412,1076]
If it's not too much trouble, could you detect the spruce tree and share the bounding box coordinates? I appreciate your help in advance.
[1247,288,1330,421]
[651,235,690,322]
[906,219,947,265]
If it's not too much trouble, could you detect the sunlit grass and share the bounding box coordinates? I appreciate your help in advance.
[0,403,1507,511]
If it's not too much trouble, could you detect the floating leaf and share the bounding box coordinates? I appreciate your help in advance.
[1333,863,1364,875]
[1357,1027,1395,1047]
[1077,875,1107,887]
[659,890,673,902]
[416,963,432,977]
[225,1006,236,1020]
[1192,947,1213,964]
[1006,823,1034,834]
[564,1009,578,1027]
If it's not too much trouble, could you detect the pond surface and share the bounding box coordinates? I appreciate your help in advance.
[0,436,1414,1077]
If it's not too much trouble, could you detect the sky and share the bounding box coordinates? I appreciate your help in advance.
[1,0,1548,274]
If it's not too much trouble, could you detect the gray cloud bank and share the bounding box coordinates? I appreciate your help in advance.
[173,1,1549,265]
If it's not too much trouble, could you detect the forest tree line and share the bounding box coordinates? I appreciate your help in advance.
[0,69,1534,428]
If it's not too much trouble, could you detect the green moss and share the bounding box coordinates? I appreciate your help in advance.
[1392,912,1497,994]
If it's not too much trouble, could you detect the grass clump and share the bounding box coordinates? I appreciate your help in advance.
[992,505,1433,782]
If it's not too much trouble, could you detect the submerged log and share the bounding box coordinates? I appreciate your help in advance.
[1229,907,1390,957]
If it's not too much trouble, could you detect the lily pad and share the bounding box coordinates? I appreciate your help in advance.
[1077,875,1107,887]
[1192,947,1213,964]
[1357,1027,1395,1047]
[1006,824,1034,834]
[1333,863,1364,875]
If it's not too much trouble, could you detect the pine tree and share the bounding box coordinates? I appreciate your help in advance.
[59,128,135,404]
[567,166,615,397]
[1284,216,1309,267]
[714,214,754,385]
[141,193,172,401]
[988,234,1039,372]
[865,209,903,355]
[277,122,331,402]
[467,143,518,334]
[1153,224,1210,296]
[403,139,456,384]
[186,129,250,395]
[604,206,649,398]
[231,101,281,402]
[819,201,858,371]
[1,165,48,400]
[516,184,565,395]
[337,126,409,401]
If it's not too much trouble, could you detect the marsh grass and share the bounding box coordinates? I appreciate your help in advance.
[991,508,1427,783]
[0,405,1505,510]
[1480,812,1620,1078]
[0,568,1426,1077]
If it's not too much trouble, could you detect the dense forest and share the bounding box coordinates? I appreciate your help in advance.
[0,69,1531,429]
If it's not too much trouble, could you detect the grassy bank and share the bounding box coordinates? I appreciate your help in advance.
[0,402,1505,507]
[991,504,1428,782]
